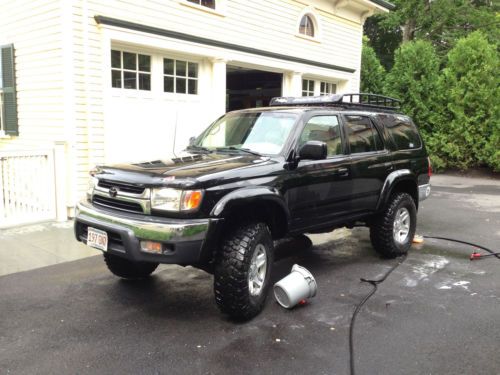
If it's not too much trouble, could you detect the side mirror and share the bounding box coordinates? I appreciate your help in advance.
[189,136,196,146]
[299,141,327,160]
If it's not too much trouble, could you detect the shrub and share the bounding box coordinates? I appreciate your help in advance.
[434,32,500,171]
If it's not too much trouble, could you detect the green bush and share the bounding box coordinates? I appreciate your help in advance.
[360,37,386,94]
[433,31,500,171]
[384,40,440,137]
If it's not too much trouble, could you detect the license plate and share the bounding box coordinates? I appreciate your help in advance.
[87,227,108,251]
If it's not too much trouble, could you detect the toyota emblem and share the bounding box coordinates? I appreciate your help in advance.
[109,187,118,197]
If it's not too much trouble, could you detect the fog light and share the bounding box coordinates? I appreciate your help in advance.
[140,241,162,254]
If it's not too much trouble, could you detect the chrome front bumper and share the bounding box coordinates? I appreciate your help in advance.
[419,184,431,202]
[74,200,216,264]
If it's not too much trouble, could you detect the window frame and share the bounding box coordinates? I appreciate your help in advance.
[342,114,386,155]
[298,114,345,158]
[320,81,337,96]
[302,79,315,97]
[162,58,200,96]
[180,0,227,16]
[296,7,321,42]
[110,49,152,91]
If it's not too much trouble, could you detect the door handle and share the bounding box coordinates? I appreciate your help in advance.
[336,167,349,177]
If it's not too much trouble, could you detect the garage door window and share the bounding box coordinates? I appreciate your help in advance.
[302,79,314,96]
[320,82,337,95]
[164,59,198,95]
[111,50,151,90]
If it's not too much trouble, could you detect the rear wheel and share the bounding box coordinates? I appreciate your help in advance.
[370,192,417,258]
[214,222,274,320]
[103,253,158,279]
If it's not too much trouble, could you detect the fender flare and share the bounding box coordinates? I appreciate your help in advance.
[210,186,290,224]
[376,169,418,211]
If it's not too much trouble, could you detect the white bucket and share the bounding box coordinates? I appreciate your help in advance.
[274,264,317,309]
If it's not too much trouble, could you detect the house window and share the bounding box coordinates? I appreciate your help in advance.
[164,59,199,95]
[320,82,337,96]
[302,79,315,96]
[111,50,151,90]
[0,92,4,132]
[299,15,315,37]
[187,0,215,9]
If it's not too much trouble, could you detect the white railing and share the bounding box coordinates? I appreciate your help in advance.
[0,149,57,228]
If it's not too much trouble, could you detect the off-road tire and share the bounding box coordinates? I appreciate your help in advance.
[214,222,274,320]
[370,192,417,258]
[103,253,158,279]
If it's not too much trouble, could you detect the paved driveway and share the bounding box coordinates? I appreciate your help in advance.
[0,175,499,374]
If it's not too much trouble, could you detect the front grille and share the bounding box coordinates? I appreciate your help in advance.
[76,223,125,252]
[92,195,144,214]
[98,179,145,195]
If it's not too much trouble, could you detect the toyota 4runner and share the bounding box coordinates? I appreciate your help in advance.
[75,93,431,320]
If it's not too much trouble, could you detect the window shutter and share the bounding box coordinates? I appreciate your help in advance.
[1,44,18,136]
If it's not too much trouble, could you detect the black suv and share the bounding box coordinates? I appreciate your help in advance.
[75,93,431,320]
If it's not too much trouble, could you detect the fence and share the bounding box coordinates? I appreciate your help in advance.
[0,149,57,228]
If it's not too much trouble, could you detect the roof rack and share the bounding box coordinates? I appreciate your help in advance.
[269,93,401,111]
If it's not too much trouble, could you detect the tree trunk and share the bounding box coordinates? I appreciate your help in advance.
[402,17,416,42]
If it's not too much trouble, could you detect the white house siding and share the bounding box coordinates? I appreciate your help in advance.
[0,0,64,149]
[69,0,369,200]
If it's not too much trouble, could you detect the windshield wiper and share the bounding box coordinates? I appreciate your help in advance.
[216,146,262,156]
[186,145,212,153]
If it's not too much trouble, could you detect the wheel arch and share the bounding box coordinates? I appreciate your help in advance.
[376,169,419,212]
[210,186,290,240]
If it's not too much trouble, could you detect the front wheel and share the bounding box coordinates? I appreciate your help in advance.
[214,222,274,320]
[370,192,417,258]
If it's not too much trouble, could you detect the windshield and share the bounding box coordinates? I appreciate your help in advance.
[194,112,298,155]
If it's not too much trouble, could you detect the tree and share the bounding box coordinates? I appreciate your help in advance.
[364,0,499,64]
[360,37,386,94]
[433,31,500,170]
[384,40,440,136]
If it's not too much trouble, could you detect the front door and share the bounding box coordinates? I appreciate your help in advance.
[285,114,352,231]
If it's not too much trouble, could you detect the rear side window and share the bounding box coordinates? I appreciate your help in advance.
[379,114,422,150]
[344,115,384,154]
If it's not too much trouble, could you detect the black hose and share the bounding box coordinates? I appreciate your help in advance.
[423,236,500,260]
[348,254,407,375]
[348,235,499,375]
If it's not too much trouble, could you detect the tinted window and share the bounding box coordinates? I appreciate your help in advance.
[379,114,422,150]
[299,115,343,157]
[345,115,383,154]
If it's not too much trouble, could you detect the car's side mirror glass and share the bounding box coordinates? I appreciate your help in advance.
[189,136,196,146]
[299,141,327,160]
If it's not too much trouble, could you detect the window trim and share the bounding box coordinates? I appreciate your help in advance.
[180,0,227,17]
[296,7,322,42]
[302,79,315,97]
[111,49,152,91]
[320,81,337,96]
[162,57,200,96]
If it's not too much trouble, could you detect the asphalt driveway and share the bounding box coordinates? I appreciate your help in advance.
[0,174,499,374]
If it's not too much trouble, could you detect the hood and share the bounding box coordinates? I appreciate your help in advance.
[94,151,274,188]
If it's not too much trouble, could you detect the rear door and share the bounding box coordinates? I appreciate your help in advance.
[342,114,393,213]
[286,113,352,230]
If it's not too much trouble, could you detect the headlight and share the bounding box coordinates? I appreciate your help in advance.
[151,188,203,212]
[87,176,98,197]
